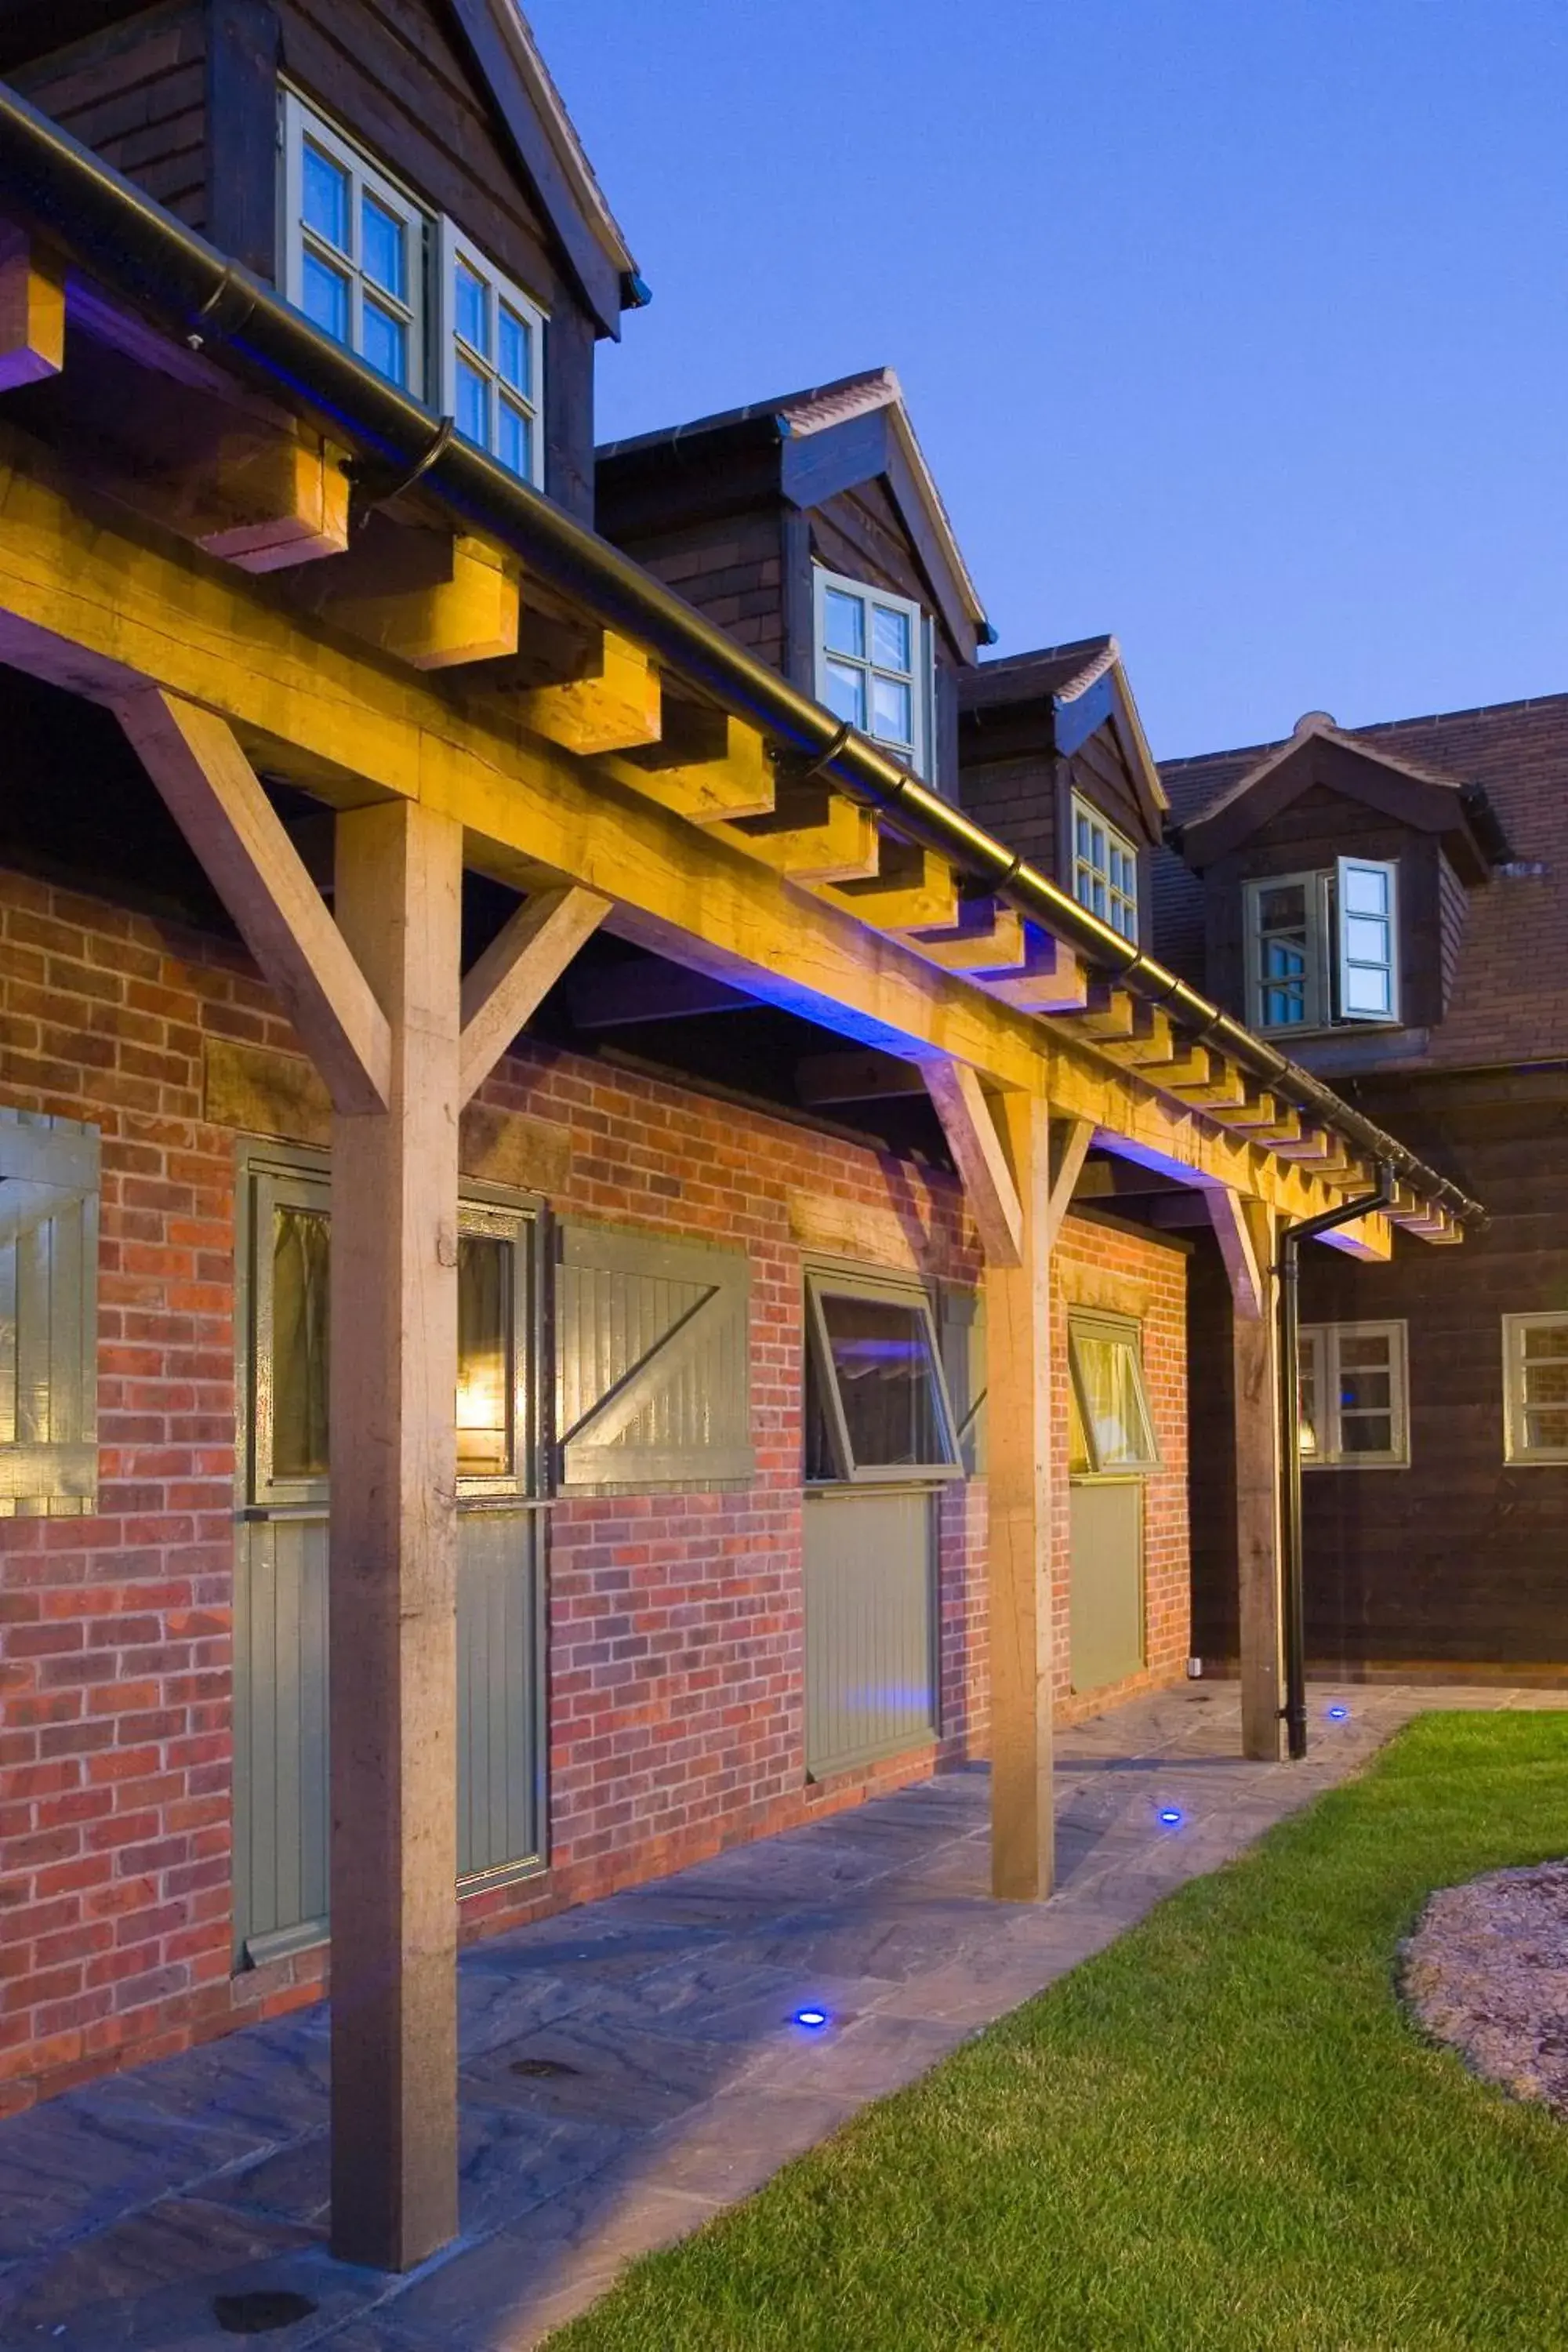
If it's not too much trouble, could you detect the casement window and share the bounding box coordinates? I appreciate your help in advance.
[813,567,933,779]
[1501,1313,1568,1465]
[440,223,545,488]
[1071,795,1140,942]
[281,92,546,484]
[1244,858,1399,1033]
[0,1109,99,1517]
[1298,1320,1408,1468]
[556,1224,753,1490]
[1066,1315,1160,1476]
[242,1154,539,1506]
[805,1270,962,1483]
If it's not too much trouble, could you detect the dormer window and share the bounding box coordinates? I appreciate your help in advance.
[813,567,931,779]
[281,92,546,488]
[1244,858,1399,1033]
[1071,796,1139,942]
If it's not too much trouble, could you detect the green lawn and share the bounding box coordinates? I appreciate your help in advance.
[546,1714,1568,2352]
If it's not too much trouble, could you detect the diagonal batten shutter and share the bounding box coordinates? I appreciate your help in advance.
[0,1109,100,1516]
[556,1222,752,1490]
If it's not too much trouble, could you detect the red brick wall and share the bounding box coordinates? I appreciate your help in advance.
[0,867,1189,2111]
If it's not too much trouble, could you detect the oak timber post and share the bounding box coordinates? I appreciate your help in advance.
[328,799,464,2270]
[984,1092,1054,1900]
[1230,1198,1287,1762]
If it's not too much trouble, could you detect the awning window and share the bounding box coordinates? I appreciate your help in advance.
[1068,1313,1160,1475]
[805,1272,962,1483]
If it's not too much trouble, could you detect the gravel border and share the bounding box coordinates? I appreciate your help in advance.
[1401,1860,1568,2114]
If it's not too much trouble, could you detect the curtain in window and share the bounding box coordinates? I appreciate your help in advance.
[1069,1324,1158,1472]
[271,1206,330,1481]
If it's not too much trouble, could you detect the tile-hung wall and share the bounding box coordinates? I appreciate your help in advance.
[0,866,1191,2112]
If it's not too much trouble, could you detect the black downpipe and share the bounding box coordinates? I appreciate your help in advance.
[1277,1162,1398,1759]
[0,86,1488,1232]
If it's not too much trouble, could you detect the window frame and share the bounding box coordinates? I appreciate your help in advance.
[1066,1312,1162,1479]
[438,217,547,490]
[280,88,430,398]
[1070,793,1141,943]
[1244,858,1400,1036]
[0,1108,100,1519]
[1298,1318,1410,1469]
[811,564,933,781]
[804,1266,963,1486]
[1501,1312,1568,1466]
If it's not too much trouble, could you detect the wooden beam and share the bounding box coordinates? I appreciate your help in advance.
[329,798,463,2270]
[517,628,661,753]
[616,706,775,822]
[823,839,960,931]
[906,899,1029,974]
[1230,1198,1286,1762]
[985,1091,1054,1898]
[1206,1185,1265,1319]
[723,779,882,883]
[0,233,64,391]
[458,884,608,1105]
[196,426,352,572]
[1061,980,1140,1044]
[114,689,390,1115]
[985,932,1091,1014]
[567,958,755,1030]
[924,1061,1024,1268]
[328,532,521,670]
[1044,1115,1095,1247]
[795,1049,926,1107]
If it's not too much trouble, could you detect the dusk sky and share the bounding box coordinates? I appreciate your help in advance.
[524,2,1568,759]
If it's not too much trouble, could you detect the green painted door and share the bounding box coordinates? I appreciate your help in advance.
[1069,1477,1145,1694]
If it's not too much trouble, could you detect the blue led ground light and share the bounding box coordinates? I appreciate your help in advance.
[1157,1808,1183,1828]
[793,2008,829,2030]
[1327,1704,1349,1722]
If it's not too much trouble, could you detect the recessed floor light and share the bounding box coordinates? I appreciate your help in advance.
[793,2007,829,2029]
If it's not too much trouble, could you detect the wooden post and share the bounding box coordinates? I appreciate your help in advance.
[985,1091,1054,1899]
[1229,1198,1287,1762]
[328,798,464,2270]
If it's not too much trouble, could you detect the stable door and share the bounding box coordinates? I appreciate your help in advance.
[1066,1312,1161,1696]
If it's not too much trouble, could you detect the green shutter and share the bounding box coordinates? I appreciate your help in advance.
[0,1109,99,1517]
[938,1280,987,1477]
[556,1222,753,1489]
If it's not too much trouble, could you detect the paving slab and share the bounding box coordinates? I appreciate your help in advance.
[0,1678,1522,2349]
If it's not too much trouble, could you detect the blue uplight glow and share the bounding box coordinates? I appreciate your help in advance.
[1327,1704,1349,1722]
[1157,1807,1183,1828]
[793,2007,829,2030]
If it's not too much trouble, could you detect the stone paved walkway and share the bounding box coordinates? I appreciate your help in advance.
[2,1677,1559,2350]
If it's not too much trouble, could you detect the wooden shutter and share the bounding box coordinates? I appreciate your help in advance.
[0,1109,99,1516]
[556,1222,752,1489]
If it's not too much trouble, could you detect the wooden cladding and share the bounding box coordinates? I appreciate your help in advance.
[0,1108,99,1516]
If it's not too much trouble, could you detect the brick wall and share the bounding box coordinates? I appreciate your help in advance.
[0,866,1189,2111]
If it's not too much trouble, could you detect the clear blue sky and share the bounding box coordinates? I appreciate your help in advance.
[524,2,1568,760]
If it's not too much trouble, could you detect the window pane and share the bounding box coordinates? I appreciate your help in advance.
[1076,814,1091,860]
[456,1235,510,1477]
[1339,1334,1392,1370]
[1072,1328,1156,1469]
[870,673,913,746]
[301,251,350,344]
[872,604,911,672]
[1258,883,1306,930]
[1525,1408,1568,1452]
[1343,963,1393,1016]
[822,589,865,659]
[1340,1413,1394,1454]
[1298,1373,1319,1456]
[456,358,489,448]
[361,194,406,299]
[818,1292,952,1469]
[497,307,532,396]
[362,296,408,387]
[1523,1359,1568,1408]
[1265,939,1308,979]
[271,1207,330,1482]
[302,143,350,252]
[1340,1369,1392,1413]
[455,257,489,355]
[497,398,532,482]
[823,659,867,728]
[1343,865,1389,915]
[1522,1323,1568,1360]
[1345,916,1389,964]
[1068,1381,1092,1475]
[1264,984,1307,1027]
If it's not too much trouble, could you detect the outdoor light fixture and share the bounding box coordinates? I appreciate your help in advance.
[1157,1808,1183,1828]
[793,2007,829,2030]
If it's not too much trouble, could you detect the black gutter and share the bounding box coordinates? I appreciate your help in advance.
[0,86,1485,1229]
[1276,1163,1398,1759]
